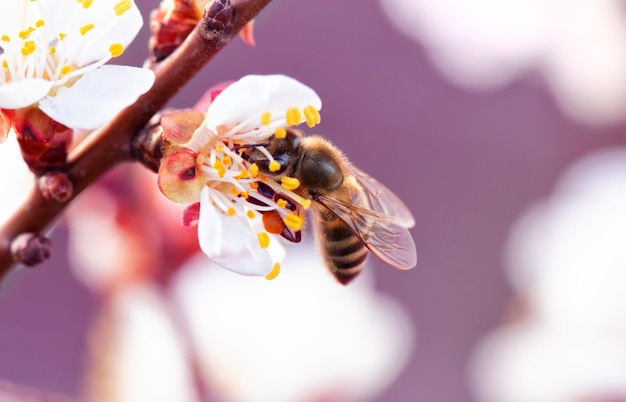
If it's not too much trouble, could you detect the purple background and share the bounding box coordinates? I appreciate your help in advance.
[2,1,626,401]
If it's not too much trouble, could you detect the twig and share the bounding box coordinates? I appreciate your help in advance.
[0,0,272,282]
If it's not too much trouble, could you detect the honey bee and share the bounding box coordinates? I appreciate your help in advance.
[241,128,417,284]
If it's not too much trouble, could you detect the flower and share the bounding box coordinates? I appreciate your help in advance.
[158,74,322,278]
[0,0,155,139]
[379,0,626,124]
[470,149,626,402]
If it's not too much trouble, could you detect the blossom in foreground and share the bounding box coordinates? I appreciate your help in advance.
[470,149,626,402]
[380,0,626,124]
[158,74,322,278]
[0,0,155,141]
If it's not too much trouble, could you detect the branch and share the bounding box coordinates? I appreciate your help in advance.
[0,0,272,282]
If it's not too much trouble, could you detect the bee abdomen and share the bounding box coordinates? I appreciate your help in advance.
[320,219,368,285]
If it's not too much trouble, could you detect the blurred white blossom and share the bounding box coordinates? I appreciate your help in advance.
[380,0,626,124]
[172,246,415,402]
[470,149,626,402]
[0,134,33,224]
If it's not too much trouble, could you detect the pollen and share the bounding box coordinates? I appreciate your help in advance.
[213,159,225,178]
[286,106,302,126]
[283,212,305,232]
[49,47,56,55]
[21,41,36,56]
[60,65,73,75]
[2,60,8,69]
[236,169,249,179]
[249,182,259,190]
[269,160,281,172]
[265,263,281,280]
[78,0,94,8]
[261,111,271,125]
[247,210,256,219]
[257,232,270,249]
[281,176,300,191]
[226,207,236,216]
[249,163,259,178]
[304,105,321,127]
[231,187,239,196]
[276,199,288,209]
[59,33,67,41]
[240,190,249,198]
[109,43,124,57]
[35,19,45,28]
[274,127,287,139]
[1,35,9,42]
[80,24,95,36]
[114,0,132,16]
[222,155,232,166]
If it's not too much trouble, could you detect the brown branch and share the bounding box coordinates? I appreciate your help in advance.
[0,0,272,281]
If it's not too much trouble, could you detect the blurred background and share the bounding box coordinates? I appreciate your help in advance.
[2,0,626,401]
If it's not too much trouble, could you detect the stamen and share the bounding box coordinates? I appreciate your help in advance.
[59,33,67,41]
[213,159,226,178]
[274,127,287,139]
[2,60,8,69]
[236,169,249,179]
[21,41,36,56]
[35,19,45,28]
[114,0,132,16]
[257,232,270,249]
[80,24,95,36]
[49,47,56,55]
[78,0,94,8]
[60,65,73,75]
[223,155,232,166]
[226,207,236,216]
[109,43,124,57]
[277,199,287,209]
[261,111,271,125]
[286,107,302,126]
[283,212,305,231]
[304,105,321,127]
[269,160,281,172]
[249,182,259,189]
[249,163,259,178]
[1,35,10,42]
[247,210,256,219]
[281,176,300,191]
[265,263,281,280]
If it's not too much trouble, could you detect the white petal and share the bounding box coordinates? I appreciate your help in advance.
[0,79,53,109]
[39,65,154,129]
[205,74,322,132]
[38,0,144,67]
[198,188,273,276]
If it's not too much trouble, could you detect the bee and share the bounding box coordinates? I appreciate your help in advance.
[241,128,417,284]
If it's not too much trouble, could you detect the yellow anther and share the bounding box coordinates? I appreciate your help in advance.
[109,43,124,57]
[261,111,271,125]
[1,35,10,42]
[286,106,302,126]
[60,65,73,75]
[80,24,95,36]
[277,199,287,209]
[274,127,287,139]
[35,19,45,28]
[18,31,28,40]
[304,105,321,128]
[213,159,225,178]
[2,60,8,69]
[281,176,300,191]
[283,212,305,232]
[226,207,236,216]
[247,210,256,219]
[114,0,132,16]
[249,182,259,190]
[49,47,56,55]
[79,0,93,8]
[257,232,270,249]
[249,163,259,178]
[21,41,36,56]
[231,187,239,196]
[265,262,281,280]
[59,33,67,41]
[222,155,232,166]
[236,169,249,179]
[215,144,225,153]
[269,160,281,172]
[240,190,249,199]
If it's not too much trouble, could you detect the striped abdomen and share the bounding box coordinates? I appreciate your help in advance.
[314,207,368,285]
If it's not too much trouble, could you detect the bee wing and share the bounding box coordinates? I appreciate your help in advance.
[317,194,417,270]
[348,165,416,228]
